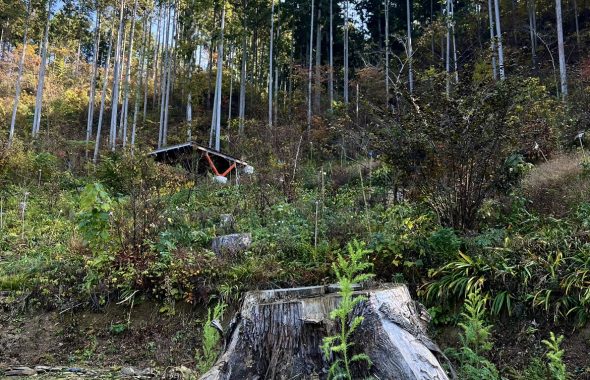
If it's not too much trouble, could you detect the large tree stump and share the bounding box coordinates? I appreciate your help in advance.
[200,284,451,380]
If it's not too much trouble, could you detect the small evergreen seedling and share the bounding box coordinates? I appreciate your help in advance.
[542,332,568,380]
[196,301,227,373]
[449,289,499,380]
[458,289,493,355]
[321,240,374,380]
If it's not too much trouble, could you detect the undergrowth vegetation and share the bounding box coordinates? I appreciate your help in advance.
[1,121,590,376]
[2,0,590,373]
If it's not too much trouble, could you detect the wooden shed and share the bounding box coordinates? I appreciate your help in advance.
[148,142,252,179]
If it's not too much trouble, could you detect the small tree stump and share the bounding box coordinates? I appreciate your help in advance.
[211,233,252,256]
[200,284,451,380]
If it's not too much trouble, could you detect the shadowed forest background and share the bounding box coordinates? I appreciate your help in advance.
[1,0,590,377]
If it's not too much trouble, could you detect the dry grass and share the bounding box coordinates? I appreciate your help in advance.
[521,152,590,217]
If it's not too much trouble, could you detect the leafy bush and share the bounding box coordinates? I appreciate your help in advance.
[374,78,562,230]
[507,358,550,380]
[78,183,114,252]
[78,183,116,291]
[370,203,433,279]
[427,228,462,264]
[0,140,36,186]
[95,151,184,196]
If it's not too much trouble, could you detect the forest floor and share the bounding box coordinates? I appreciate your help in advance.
[435,318,590,378]
[2,291,590,379]
[0,293,206,378]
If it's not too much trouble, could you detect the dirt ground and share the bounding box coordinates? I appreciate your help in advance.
[492,318,590,379]
[0,297,204,372]
[435,316,590,379]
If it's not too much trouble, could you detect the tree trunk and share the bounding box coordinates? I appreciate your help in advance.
[0,26,4,61]
[227,48,234,125]
[274,66,278,125]
[288,39,294,116]
[307,0,314,130]
[343,0,349,105]
[121,0,138,148]
[75,39,81,76]
[445,0,451,95]
[274,15,280,125]
[430,0,435,63]
[384,0,389,108]
[268,0,275,128]
[158,0,171,148]
[162,2,178,147]
[8,0,30,147]
[210,3,226,151]
[493,0,506,80]
[238,14,247,135]
[117,25,128,143]
[250,29,257,110]
[187,42,194,141]
[329,0,334,111]
[200,284,451,380]
[143,14,152,125]
[258,33,266,97]
[93,28,115,164]
[131,15,149,152]
[207,7,217,112]
[32,0,52,139]
[527,0,537,71]
[556,0,567,98]
[406,0,413,93]
[152,7,162,107]
[450,0,458,83]
[573,0,580,50]
[85,11,101,158]
[314,7,322,113]
[488,0,498,80]
[109,0,127,151]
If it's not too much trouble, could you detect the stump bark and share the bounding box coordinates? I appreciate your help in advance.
[200,284,451,380]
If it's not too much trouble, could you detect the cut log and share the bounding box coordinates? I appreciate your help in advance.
[200,284,452,380]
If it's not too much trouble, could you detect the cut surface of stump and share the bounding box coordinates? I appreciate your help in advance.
[200,284,451,380]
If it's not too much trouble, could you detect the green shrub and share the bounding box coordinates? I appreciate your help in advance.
[370,203,434,279]
[78,183,115,291]
[458,290,493,354]
[33,152,58,183]
[95,151,180,196]
[0,140,35,186]
[427,228,462,264]
[78,183,114,252]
